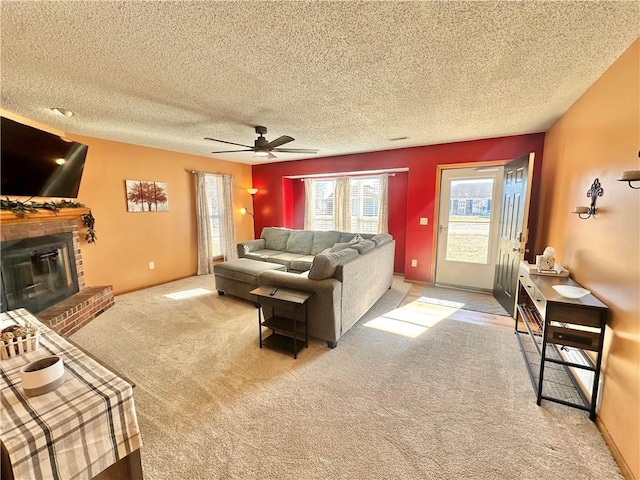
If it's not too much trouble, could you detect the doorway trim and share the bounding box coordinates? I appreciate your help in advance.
[431,160,511,284]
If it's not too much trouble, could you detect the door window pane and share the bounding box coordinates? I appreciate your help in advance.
[446,179,494,264]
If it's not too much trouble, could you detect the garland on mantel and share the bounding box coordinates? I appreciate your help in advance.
[1,198,97,244]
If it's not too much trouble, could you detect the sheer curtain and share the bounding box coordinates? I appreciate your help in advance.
[303,178,314,229]
[219,174,237,261]
[194,172,214,274]
[377,173,389,233]
[334,176,351,232]
[193,172,237,275]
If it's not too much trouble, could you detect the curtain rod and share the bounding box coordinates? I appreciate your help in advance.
[286,167,408,181]
[190,170,236,178]
[297,173,395,181]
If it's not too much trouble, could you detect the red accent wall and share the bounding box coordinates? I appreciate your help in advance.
[252,133,545,283]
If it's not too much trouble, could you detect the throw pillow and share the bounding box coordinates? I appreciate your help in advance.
[349,234,364,244]
[328,242,352,253]
[370,233,393,246]
[350,239,376,254]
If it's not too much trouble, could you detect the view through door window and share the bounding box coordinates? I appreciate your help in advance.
[446,178,494,264]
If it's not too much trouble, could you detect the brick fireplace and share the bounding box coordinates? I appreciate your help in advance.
[1,209,113,336]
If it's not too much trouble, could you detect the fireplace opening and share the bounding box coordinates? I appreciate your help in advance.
[1,233,79,314]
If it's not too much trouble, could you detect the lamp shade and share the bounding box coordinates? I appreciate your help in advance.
[247,188,258,195]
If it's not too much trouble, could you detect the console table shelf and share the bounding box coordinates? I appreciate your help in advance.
[515,262,608,421]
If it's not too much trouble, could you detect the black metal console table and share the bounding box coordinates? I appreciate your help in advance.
[515,264,608,421]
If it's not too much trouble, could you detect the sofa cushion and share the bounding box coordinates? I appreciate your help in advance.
[244,249,282,261]
[267,252,306,270]
[308,248,358,280]
[261,227,291,251]
[311,230,342,254]
[286,230,315,254]
[350,239,376,254]
[371,233,393,246]
[289,255,315,272]
[214,258,286,284]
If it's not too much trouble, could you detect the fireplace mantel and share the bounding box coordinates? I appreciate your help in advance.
[1,207,91,226]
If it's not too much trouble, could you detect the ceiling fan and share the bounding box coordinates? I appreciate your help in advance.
[205,126,318,159]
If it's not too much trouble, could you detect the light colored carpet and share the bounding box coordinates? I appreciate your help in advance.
[421,285,509,316]
[71,275,621,480]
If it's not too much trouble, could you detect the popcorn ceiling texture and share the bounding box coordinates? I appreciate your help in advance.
[1,1,638,164]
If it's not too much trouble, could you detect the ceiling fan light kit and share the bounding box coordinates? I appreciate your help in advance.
[206,126,318,159]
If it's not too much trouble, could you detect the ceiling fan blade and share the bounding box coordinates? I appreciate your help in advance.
[204,137,253,149]
[265,135,294,149]
[271,148,319,154]
[211,149,254,154]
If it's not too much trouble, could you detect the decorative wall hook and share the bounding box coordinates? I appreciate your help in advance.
[573,178,603,219]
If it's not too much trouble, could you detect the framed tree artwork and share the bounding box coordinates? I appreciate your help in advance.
[126,180,169,212]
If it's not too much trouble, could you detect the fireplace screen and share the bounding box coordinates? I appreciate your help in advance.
[1,233,79,314]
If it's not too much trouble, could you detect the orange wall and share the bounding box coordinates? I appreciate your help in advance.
[538,40,639,479]
[1,110,254,294]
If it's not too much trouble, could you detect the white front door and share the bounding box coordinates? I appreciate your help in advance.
[435,166,504,290]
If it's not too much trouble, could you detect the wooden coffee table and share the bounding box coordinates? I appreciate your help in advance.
[250,285,313,359]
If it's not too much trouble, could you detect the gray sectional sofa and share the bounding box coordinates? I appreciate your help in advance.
[235,227,396,347]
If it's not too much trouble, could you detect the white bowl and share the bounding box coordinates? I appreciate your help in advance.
[552,285,590,299]
[20,355,65,397]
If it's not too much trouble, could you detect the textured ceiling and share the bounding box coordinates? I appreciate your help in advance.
[1,1,638,164]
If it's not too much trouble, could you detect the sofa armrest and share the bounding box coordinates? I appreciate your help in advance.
[257,270,342,344]
[237,239,266,257]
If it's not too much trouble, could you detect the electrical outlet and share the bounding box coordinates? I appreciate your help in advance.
[149,261,155,270]
[411,259,417,267]
[419,217,428,225]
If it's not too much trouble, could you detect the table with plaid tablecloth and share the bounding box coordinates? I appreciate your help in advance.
[0,309,142,480]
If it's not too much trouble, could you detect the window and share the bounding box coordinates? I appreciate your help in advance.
[205,175,223,257]
[350,177,380,233]
[307,176,382,233]
[311,179,335,230]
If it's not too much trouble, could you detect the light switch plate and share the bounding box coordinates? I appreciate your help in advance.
[419,217,428,225]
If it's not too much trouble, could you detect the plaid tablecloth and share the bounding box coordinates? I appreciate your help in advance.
[0,309,142,480]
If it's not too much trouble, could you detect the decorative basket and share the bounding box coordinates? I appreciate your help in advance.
[1,325,41,360]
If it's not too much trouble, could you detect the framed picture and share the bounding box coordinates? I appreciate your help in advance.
[126,180,169,212]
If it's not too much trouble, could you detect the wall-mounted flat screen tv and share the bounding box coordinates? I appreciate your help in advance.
[1,117,89,198]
